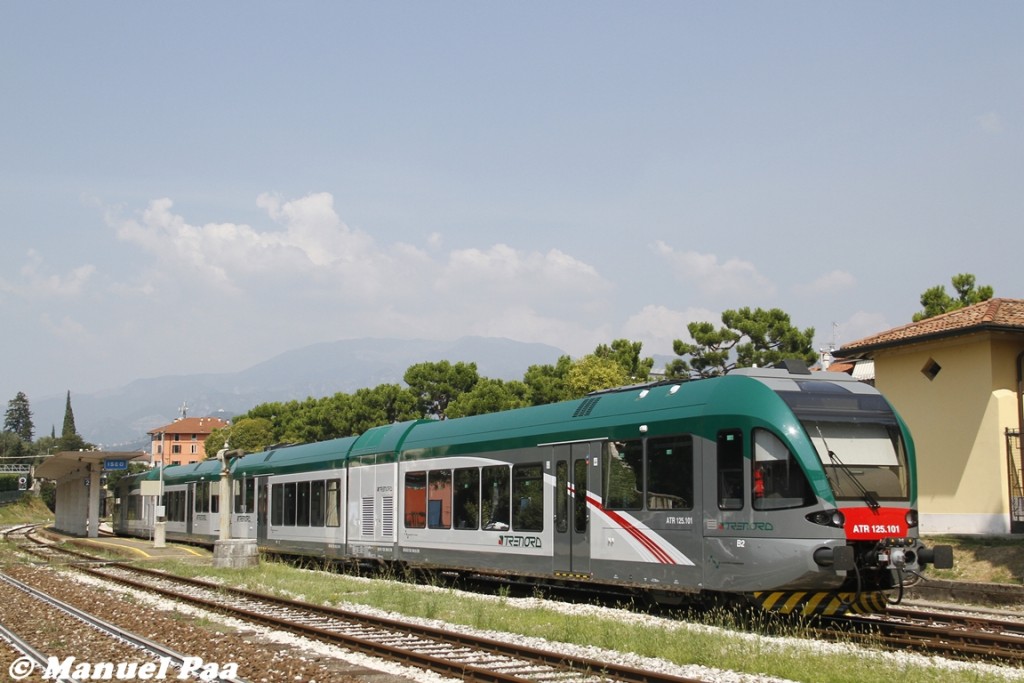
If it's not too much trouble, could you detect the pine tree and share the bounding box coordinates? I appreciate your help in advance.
[4,392,34,441]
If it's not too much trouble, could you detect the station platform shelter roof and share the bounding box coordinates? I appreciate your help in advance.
[33,450,150,538]
[34,450,149,481]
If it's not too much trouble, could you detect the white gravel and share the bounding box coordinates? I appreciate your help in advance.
[35,562,1024,683]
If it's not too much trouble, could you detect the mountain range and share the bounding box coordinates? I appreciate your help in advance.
[32,337,567,450]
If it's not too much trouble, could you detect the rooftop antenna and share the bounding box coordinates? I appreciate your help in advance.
[819,322,839,370]
[179,400,188,420]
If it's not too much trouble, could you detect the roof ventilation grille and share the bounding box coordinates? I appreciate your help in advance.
[572,397,602,418]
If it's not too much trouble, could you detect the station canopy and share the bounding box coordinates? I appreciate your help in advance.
[34,451,149,481]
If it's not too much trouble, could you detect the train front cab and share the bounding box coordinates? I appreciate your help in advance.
[723,368,954,616]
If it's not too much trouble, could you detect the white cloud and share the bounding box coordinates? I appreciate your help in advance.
[976,112,1004,134]
[621,304,720,357]
[39,313,93,341]
[652,241,775,300]
[794,269,856,296]
[105,192,614,356]
[438,244,609,301]
[0,250,96,298]
[113,193,397,298]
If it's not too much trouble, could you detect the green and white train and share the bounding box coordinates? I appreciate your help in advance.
[115,363,952,616]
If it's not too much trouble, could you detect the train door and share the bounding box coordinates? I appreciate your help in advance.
[553,441,596,576]
[256,477,268,543]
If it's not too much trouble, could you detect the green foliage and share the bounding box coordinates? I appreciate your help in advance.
[566,355,631,397]
[227,417,276,452]
[205,418,277,456]
[0,474,30,492]
[30,435,60,458]
[447,378,530,418]
[0,432,29,463]
[346,384,419,434]
[219,337,653,447]
[593,339,653,382]
[913,273,994,321]
[522,355,574,406]
[4,391,34,442]
[58,390,88,451]
[403,360,480,420]
[667,307,816,379]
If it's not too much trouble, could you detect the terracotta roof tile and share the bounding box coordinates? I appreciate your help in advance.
[148,416,229,435]
[836,298,1024,357]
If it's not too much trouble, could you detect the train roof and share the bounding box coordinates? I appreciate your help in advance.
[160,458,223,485]
[218,365,890,473]
[399,374,728,458]
[231,435,359,478]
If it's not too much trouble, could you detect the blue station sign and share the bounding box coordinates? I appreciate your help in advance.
[103,459,128,471]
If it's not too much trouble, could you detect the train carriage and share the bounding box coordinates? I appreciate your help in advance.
[114,362,952,616]
[231,436,357,557]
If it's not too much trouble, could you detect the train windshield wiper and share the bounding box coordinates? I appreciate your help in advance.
[816,425,880,510]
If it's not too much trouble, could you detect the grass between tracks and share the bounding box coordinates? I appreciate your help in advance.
[128,556,1017,683]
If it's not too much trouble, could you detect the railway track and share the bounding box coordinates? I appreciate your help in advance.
[0,569,248,683]
[8,525,1024,674]
[836,604,1024,665]
[5,526,709,683]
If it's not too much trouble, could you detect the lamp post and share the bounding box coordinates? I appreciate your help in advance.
[217,442,231,541]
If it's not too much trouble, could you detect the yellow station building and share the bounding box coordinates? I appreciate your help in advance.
[835,298,1024,535]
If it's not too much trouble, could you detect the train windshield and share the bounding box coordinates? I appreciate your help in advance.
[778,385,910,502]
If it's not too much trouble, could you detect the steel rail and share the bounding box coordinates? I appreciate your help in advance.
[81,562,707,683]
[0,620,78,683]
[0,570,250,683]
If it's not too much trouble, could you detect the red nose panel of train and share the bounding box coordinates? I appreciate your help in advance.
[843,507,910,540]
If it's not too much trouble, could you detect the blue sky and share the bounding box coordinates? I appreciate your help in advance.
[1,2,1021,407]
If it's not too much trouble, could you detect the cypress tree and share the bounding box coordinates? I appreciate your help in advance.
[62,390,76,439]
[59,391,86,451]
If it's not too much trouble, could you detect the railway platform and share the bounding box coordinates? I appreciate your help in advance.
[41,526,210,561]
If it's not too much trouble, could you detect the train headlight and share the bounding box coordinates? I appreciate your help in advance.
[905,510,919,529]
[806,509,845,529]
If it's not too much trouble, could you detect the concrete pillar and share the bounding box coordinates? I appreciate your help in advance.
[212,539,259,569]
[88,465,101,538]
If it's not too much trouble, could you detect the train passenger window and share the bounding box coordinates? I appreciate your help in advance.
[271,484,283,526]
[482,465,510,531]
[512,463,544,532]
[717,430,745,510]
[243,478,255,514]
[428,470,452,529]
[574,458,588,534]
[555,459,569,533]
[297,481,310,526]
[310,480,325,526]
[752,429,816,510]
[210,490,219,515]
[404,471,427,529]
[283,482,297,526]
[647,435,694,510]
[453,468,480,530]
[326,479,341,527]
[603,440,643,510]
[194,482,207,513]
